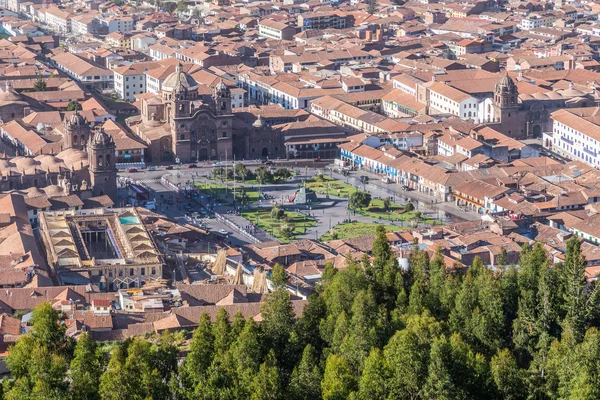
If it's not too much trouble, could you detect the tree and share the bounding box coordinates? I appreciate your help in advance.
[176,0,187,12]
[33,75,47,92]
[234,163,249,181]
[385,312,442,399]
[271,205,285,220]
[322,354,356,400]
[70,333,102,400]
[383,197,391,212]
[213,308,231,356]
[367,0,377,15]
[280,223,295,240]
[274,168,292,181]
[340,290,377,374]
[288,344,322,400]
[357,348,388,400]
[250,350,281,400]
[182,313,214,386]
[255,166,272,184]
[423,337,456,400]
[349,191,371,210]
[67,101,82,111]
[98,343,129,400]
[491,348,524,400]
[404,202,415,212]
[223,318,262,398]
[261,284,295,365]
[561,236,598,341]
[270,263,287,290]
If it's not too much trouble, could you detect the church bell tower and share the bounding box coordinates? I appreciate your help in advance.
[88,127,117,202]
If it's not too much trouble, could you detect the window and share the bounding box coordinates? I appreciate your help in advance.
[141,268,145,276]
[222,132,228,138]
[130,268,134,276]
[180,134,185,140]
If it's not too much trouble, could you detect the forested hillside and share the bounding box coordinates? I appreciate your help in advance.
[2,225,600,400]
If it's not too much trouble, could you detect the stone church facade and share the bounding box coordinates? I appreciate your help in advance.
[486,74,600,140]
[132,64,283,163]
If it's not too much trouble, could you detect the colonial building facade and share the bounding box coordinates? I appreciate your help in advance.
[132,64,284,163]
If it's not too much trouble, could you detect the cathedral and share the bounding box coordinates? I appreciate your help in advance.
[132,64,283,163]
[0,111,118,202]
[485,74,600,140]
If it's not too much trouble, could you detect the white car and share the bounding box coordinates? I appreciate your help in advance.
[213,162,223,167]
[218,229,229,235]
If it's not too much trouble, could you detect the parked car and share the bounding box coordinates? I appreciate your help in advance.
[187,164,198,168]
[127,168,138,173]
[218,229,229,236]
[359,175,369,183]
[166,166,174,170]
[213,162,223,167]
[148,166,156,171]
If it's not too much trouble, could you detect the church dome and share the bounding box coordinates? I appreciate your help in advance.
[162,64,198,93]
[25,187,45,198]
[67,111,86,126]
[56,148,88,169]
[0,82,26,106]
[13,156,38,172]
[42,185,64,197]
[252,115,264,128]
[558,88,586,98]
[90,128,114,147]
[546,91,563,100]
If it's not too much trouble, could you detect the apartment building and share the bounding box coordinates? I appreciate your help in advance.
[258,19,296,40]
[114,61,161,101]
[311,95,410,134]
[520,13,557,30]
[98,15,134,33]
[51,52,114,90]
[427,82,480,120]
[298,12,349,31]
[106,31,131,48]
[44,7,71,33]
[71,14,105,36]
[546,109,600,168]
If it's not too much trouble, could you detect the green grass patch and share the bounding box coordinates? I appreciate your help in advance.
[195,183,260,203]
[306,176,357,198]
[241,209,317,242]
[320,222,405,241]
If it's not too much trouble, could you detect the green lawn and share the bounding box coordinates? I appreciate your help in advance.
[306,177,357,198]
[320,222,405,241]
[241,209,317,242]
[351,199,440,225]
[195,183,260,203]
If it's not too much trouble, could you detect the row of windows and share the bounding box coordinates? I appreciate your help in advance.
[103,267,157,278]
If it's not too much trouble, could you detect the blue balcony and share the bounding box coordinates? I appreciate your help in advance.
[584,147,597,157]
[560,135,573,145]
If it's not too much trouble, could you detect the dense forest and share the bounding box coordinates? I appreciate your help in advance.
[2,226,600,399]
